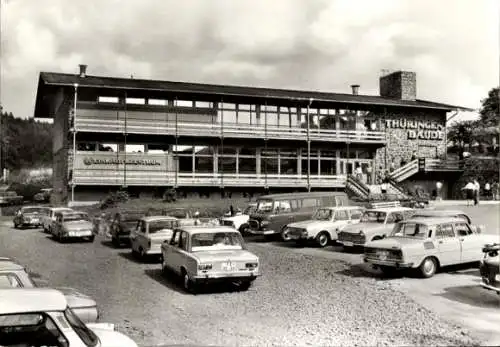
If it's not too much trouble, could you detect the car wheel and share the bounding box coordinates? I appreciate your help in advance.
[281,227,291,242]
[236,280,252,291]
[316,231,330,248]
[88,235,95,243]
[419,257,438,278]
[112,236,120,248]
[182,269,196,294]
[239,223,249,235]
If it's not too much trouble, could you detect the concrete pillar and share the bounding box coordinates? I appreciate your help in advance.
[297,149,302,177]
[256,148,261,176]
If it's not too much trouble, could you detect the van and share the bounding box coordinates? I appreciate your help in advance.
[247,192,350,240]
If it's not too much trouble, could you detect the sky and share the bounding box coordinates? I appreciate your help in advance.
[0,0,498,124]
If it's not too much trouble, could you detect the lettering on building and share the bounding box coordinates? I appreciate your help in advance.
[385,119,444,141]
[83,157,161,166]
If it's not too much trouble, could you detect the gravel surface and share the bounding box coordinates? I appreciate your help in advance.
[0,223,481,346]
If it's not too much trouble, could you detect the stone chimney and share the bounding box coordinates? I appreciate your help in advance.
[350,84,360,95]
[78,64,88,78]
[379,70,416,100]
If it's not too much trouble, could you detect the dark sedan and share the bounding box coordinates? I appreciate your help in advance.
[13,206,49,229]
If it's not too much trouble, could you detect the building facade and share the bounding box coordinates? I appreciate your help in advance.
[34,67,467,203]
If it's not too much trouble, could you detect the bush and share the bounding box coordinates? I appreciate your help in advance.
[99,190,130,209]
[7,178,51,202]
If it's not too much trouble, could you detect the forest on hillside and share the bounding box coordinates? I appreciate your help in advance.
[0,111,53,171]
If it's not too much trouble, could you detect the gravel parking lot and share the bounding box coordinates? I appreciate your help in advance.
[0,215,482,347]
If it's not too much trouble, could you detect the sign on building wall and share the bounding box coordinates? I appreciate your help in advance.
[385,119,444,140]
[74,153,168,170]
[83,157,161,166]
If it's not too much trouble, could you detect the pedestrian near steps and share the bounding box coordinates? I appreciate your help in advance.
[366,164,372,184]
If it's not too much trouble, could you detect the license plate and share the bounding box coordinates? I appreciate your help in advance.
[221,262,237,271]
[76,231,90,236]
[32,219,39,223]
[377,251,389,260]
[343,241,354,247]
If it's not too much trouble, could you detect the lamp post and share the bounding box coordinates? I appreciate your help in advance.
[307,98,313,192]
[71,83,78,203]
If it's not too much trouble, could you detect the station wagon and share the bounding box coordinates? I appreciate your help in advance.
[51,211,94,242]
[364,217,497,278]
[161,226,260,293]
[283,206,364,247]
[130,216,179,259]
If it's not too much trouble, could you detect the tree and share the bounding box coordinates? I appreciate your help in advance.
[478,87,499,127]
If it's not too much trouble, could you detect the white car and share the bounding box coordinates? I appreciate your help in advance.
[0,288,138,346]
[130,216,179,259]
[282,206,365,247]
[220,203,257,232]
[42,206,74,233]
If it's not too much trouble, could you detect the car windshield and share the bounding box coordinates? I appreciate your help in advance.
[149,220,176,233]
[191,232,244,252]
[390,222,429,238]
[256,199,274,213]
[243,205,257,215]
[64,307,99,347]
[22,207,45,214]
[64,213,89,222]
[361,211,387,223]
[312,209,332,221]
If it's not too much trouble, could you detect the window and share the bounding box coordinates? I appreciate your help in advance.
[301,198,318,208]
[386,213,404,224]
[335,210,349,221]
[313,208,332,221]
[275,200,291,213]
[148,99,168,106]
[170,231,181,246]
[350,209,362,220]
[391,223,428,238]
[0,274,22,288]
[176,100,193,107]
[98,96,119,103]
[180,231,188,251]
[455,223,472,236]
[435,224,455,238]
[195,101,213,108]
[191,232,244,252]
[126,97,145,105]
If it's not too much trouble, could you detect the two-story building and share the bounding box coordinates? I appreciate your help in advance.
[33,66,469,204]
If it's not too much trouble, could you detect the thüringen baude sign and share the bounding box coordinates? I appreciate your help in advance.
[83,157,161,166]
[385,119,444,140]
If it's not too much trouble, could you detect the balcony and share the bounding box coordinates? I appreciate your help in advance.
[73,117,386,144]
[71,171,346,188]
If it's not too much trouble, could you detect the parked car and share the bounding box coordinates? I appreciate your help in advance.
[52,211,95,242]
[479,243,500,295]
[0,288,138,346]
[0,257,98,323]
[110,210,145,247]
[363,217,497,278]
[33,188,53,202]
[248,192,350,240]
[337,202,414,248]
[13,206,49,229]
[130,216,179,259]
[220,203,257,233]
[0,190,23,206]
[412,209,472,224]
[42,206,74,233]
[161,226,260,293]
[282,206,365,247]
[162,207,193,219]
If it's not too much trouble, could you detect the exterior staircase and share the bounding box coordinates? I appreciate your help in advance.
[388,159,419,182]
[345,175,370,200]
[389,158,464,182]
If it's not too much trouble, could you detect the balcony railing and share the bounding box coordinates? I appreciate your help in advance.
[424,159,463,171]
[73,117,386,144]
[389,159,419,182]
[71,171,346,188]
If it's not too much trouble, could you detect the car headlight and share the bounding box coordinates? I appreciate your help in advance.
[245,262,258,269]
[198,264,212,270]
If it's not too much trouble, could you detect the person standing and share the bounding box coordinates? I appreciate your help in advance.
[436,181,443,201]
[355,165,363,182]
[492,181,499,200]
[461,181,475,206]
[484,182,491,200]
[473,179,480,205]
[389,159,396,173]
[366,163,372,185]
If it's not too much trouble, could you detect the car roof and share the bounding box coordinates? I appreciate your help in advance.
[412,209,466,216]
[318,206,363,211]
[0,258,24,271]
[0,288,67,314]
[259,192,347,200]
[21,206,48,210]
[402,216,467,225]
[366,207,413,212]
[141,215,178,222]
[51,207,73,212]
[177,226,239,235]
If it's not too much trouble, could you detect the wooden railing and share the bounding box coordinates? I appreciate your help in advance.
[389,159,419,182]
[346,175,370,199]
[73,117,386,143]
[71,171,347,188]
[424,159,463,171]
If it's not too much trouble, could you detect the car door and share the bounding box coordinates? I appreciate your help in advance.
[53,215,61,236]
[164,231,182,274]
[130,220,143,252]
[333,210,350,231]
[435,223,461,266]
[455,222,482,263]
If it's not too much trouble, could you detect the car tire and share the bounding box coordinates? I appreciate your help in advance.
[419,257,438,278]
[281,226,291,242]
[316,231,330,248]
[239,223,249,235]
[13,222,18,229]
[182,269,196,294]
[236,280,252,291]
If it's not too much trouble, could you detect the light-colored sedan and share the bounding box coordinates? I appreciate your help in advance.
[282,206,364,247]
[363,217,498,278]
[0,257,98,323]
[52,211,94,242]
[42,206,74,233]
[130,216,179,259]
[220,203,257,233]
[0,288,138,347]
[337,205,414,248]
[161,226,260,293]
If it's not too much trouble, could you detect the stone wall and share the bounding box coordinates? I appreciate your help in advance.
[379,71,417,101]
[373,110,446,172]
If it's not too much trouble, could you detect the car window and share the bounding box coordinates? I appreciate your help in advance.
[350,209,362,220]
[180,231,188,251]
[386,213,404,224]
[335,210,349,221]
[140,221,147,233]
[391,222,428,238]
[0,274,22,288]
[275,200,291,213]
[435,224,455,238]
[301,198,318,208]
[170,231,181,246]
[290,200,299,211]
[455,223,473,236]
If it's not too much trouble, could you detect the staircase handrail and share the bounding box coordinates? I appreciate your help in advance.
[389,159,419,181]
[387,177,407,196]
[346,175,370,197]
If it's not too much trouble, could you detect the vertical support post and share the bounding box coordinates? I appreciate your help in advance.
[123,91,127,189]
[175,97,178,188]
[264,101,268,190]
[220,99,224,189]
[307,99,312,192]
[71,83,78,203]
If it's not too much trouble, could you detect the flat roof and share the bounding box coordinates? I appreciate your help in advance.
[0,288,67,314]
[34,72,472,118]
[259,191,347,200]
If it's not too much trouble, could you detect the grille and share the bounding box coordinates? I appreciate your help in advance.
[249,220,260,230]
[365,247,402,261]
[338,232,366,244]
[222,220,235,227]
[287,227,306,236]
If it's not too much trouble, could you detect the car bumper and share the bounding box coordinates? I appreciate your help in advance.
[363,257,413,268]
[480,281,500,294]
[193,271,260,284]
[338,240,366,247]
[62,231,94,238]
[247,229,276,235]
[20,221,42,227]
[145,245,163,255]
